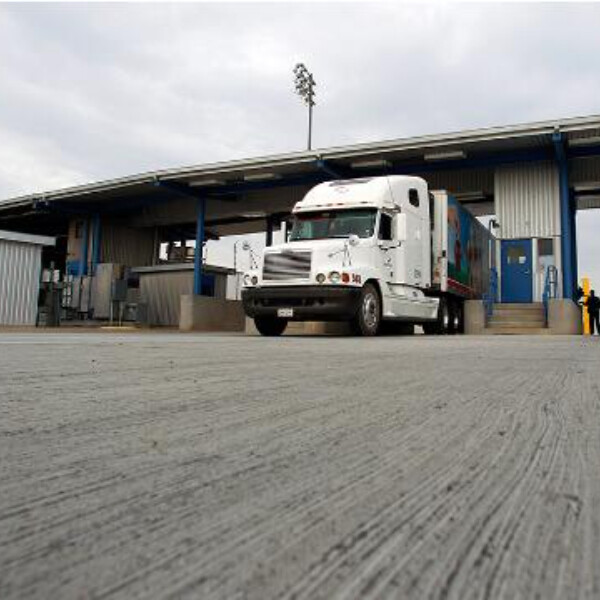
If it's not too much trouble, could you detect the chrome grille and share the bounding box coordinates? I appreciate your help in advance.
[263,251,312,281]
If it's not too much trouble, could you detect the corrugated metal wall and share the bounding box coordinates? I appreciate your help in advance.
[139,269,229,326]
[140,271,193,326]
[101,219,155,267]
[418,168,495,195]
[0,239,42,325]
[570,157,600,184]
[243,185,311,207]
[495,161,561,239]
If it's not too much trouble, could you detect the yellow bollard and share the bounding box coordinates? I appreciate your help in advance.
[583,277,590,335]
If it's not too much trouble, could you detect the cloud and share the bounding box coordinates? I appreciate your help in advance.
[1,2,599,282]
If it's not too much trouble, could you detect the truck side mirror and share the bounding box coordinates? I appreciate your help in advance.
[395,214,407,242]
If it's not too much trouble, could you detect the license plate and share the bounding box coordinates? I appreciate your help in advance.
[277,308,294,318]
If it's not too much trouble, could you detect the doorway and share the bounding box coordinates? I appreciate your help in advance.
[501,239,533,303]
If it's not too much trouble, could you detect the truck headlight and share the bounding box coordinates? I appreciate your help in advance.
[328,271,341,284]
[251,275,259,285]
[316,273,326,284]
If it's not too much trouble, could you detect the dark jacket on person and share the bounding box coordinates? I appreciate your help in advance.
[585,295,600,315]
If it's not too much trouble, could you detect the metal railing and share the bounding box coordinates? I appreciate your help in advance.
[542,265,559,325]
[483,267,499,320]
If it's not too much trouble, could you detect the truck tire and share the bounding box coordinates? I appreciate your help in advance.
[352,283,381,336]
[254,316,288,337]
[439,298,451,334]
[450,300,464,334]
[424,297,450,335]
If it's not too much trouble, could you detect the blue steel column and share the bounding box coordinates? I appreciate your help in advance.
[553,131,575,300]
[91,213,101,275]
[79,217,90,276]
[194,198,206,295]
[571,192,578,289]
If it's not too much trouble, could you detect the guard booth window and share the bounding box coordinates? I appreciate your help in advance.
[538,238,553,257]
[409,189,420,207]
[379,213,393,240]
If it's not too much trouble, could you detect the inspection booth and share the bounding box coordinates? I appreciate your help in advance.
[0,229,55,326]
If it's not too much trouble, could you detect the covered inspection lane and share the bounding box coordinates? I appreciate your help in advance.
[1,114,600,328]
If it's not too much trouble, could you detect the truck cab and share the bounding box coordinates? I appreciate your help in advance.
[242,175,443,336]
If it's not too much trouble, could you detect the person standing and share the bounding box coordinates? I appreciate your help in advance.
[584,290,600,335]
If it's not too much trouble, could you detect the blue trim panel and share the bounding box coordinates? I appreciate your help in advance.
[79,217,89,276]
[91,213,101,275]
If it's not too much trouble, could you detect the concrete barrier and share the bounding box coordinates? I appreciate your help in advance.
[464,300,486,335]
[547,299,583,335]
[179,295,246,332]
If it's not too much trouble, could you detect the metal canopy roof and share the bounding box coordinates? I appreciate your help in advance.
[1,113,600,214]
[0,229,55,246]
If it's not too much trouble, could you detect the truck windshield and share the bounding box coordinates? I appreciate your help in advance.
[290,209,377,241]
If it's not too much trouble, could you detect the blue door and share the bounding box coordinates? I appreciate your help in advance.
[501,239,533,303]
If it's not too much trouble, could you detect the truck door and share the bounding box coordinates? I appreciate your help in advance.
[377,212,396,283]
[402,188,425,287]
[501,239,533,303]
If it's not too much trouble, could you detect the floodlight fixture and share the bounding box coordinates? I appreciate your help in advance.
[293,62,317,150]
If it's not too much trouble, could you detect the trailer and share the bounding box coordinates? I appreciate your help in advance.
[242,176,494,336]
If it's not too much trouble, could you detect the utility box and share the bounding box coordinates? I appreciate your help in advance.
[91,263,123,319]
[0,230,55,326]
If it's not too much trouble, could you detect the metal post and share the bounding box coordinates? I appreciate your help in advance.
[559,163,574,299]
[193,198,206,296]
[294,63,316,152]
[583,276,590,335]
[553,131,575,300]
[233,240,239,300]
[265,215,274,247]
[571,193,578,287]
[80,217,90,276]
[308,103,313,151]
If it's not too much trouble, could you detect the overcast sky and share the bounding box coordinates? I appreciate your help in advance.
[1,2,599,285]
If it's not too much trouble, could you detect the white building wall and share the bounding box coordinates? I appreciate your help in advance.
[495,161,561,239]
[494,162,563,300]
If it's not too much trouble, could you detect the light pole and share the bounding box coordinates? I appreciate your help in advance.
[233,239,243,300]
[293,63,316,150]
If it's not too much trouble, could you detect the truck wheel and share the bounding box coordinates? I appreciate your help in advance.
[352,283,381,336]
[254,316,288,337]
[451,301,464,334]
[424,297,450,335]
[439,298,450,334]
[423,322,437,335]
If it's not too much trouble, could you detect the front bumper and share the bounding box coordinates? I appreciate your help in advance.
[242,285,362,321]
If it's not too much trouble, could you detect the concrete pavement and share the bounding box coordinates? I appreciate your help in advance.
[1,332,599,599]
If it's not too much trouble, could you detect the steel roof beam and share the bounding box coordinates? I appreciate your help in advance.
[315,159,351,179]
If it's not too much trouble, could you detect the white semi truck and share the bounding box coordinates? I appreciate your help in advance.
[242,175,493,336]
